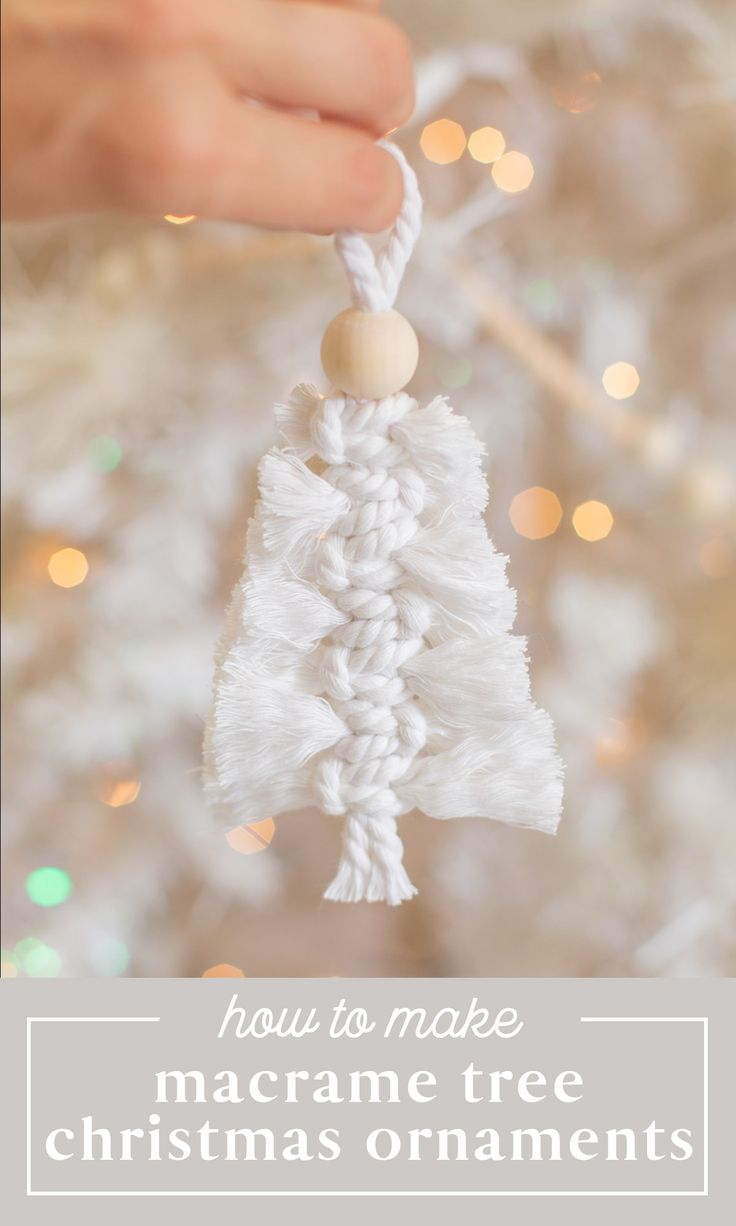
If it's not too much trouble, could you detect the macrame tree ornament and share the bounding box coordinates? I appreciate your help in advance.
[204,142,563,904]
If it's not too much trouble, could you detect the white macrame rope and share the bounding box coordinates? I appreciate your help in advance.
[203,139,563,906]
[335,141,423,313]
[312,392,428,903]
[312,145,427,902]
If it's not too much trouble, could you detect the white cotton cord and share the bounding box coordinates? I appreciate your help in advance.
[204,139,564,906]
[317,143,426,900]
[335,140,423,313]
[311,391,427,904]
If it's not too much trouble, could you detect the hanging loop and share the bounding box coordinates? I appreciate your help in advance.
[335,141,422,314]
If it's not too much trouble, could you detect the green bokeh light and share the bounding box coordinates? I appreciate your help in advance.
[89,434,122,472]
[92,938,130,977]
[581,257,615,287]
[14,937,43,965]
[24,944,62,978]
[25,866,73,908]
[439,355,473,391]
[524,277,559,319]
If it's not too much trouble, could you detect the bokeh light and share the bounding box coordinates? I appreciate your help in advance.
[98,776,141,808]
[225,819,276,855]
[602,361,640,399]
[438,355,473,390]
[698,537,734,579]
[89,435,122,472]
[492,151,535,193]
[48,547,88,588]
[164,214,196,225]
[14,937,43,965]
[595,716,647,768]
[572,500,614,541]
[582,257,615,287]
[467,126,506,163]
[24,943,62,977]
[509,487,563,539]
[553,70,602,114]
[1,951,17,978]
[524,277,559,319]
[685,463,734,517]
[420,119,466,164]
[91,937,130,977]
[25,865,73,908]
[202,964,246,978]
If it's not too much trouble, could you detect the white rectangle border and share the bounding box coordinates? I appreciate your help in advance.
[26,1014,709,1198]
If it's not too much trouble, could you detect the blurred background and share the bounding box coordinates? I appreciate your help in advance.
[2,0,735,978]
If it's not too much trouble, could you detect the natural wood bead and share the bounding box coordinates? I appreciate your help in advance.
[320,308,419,400]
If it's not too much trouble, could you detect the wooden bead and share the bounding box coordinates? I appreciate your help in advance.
[321,308,419,400]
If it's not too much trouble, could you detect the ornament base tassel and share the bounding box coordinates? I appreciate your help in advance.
[324,812,418,906]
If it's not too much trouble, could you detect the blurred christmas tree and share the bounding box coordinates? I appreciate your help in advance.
[2,0,735,978]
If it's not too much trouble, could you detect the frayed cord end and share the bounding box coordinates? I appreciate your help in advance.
[323,858,417,906]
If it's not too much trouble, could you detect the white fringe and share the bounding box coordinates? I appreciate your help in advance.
[274,384,322,461]
[205,388,564,902]
[402,637,533,726]
[399,716,563,833]
[258,450,349,560]
[391,395,488,514]
[244,557,347,651]
[399,512,517,636]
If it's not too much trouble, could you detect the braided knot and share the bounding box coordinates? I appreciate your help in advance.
[313,394,430,903]
[317,141,427,903]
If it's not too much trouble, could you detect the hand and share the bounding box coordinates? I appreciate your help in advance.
[1,0,414,231]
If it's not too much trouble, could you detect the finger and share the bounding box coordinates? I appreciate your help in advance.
[215,1,414,136]
[285,1,384,7]
[163,102,404,233]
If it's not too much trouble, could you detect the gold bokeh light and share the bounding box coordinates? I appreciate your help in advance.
[491,151,535,193]
[420,119,466,164]
[553,70,603,114]
[572,500,614,541]
[698,537,733,579]
[202,964,245,978]
[602,361,640,399]
[468,126,506,163]
[48,547,88,589]
[595,716,647,768]
[98,778,141,808]
[509,487,563,540]
[226,819,276,855]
